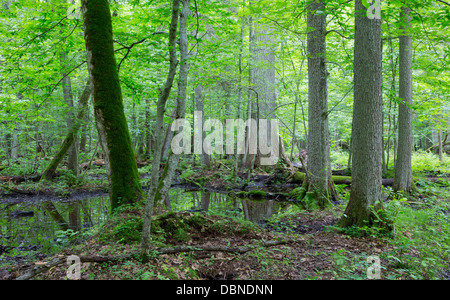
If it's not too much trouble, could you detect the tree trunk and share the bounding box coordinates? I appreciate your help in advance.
[393,7,413,193]
[41,81,92,180]
[340,0,383,228]
[144,98,153,159]
[81,0,143,211]
[305,0,335,208]
[245,5,277,169]
[438,128,443,162]
[141,0,181,261]
[154,0,190,208]
[60,51,78,175]
[194,85,210,167]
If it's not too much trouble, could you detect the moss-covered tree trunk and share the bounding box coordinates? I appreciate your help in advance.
[81,0,142,211]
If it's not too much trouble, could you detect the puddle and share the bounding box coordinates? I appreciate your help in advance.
[0,196,110,257]
[0,188,292,258]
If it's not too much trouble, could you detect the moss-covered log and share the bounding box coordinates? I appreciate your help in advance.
[81,0,142,210]
[292,171,393,187]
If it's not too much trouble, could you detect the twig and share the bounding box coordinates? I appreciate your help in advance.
[15,239,294,280]
[436,0,450,7]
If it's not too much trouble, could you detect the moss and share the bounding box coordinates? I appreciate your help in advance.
[292,172,306,183]
[98,216,143,244]
[292,171,351,185]
[235,190,267,198]
[83,0,143,211]
[247,190,267,197]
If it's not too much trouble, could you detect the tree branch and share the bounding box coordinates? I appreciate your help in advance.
[436,0,450,7]
[115,31,169,71]
[15,239,293,280]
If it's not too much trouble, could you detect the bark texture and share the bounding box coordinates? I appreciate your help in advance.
[306,0,335,208]
[81,0,142,210]
[244,9,277,169]
[393,6,413,193]
[60,51,78,175]
[141,0,181,260]
[340,0,383,227]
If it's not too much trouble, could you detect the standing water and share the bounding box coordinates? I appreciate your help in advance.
[0,188,291,259]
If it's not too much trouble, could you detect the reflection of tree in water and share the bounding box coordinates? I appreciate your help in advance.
[168,190,290,224]
[0,197,109,252]
[242,200,273,223]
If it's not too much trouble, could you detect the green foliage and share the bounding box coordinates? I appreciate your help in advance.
[411,150,450,174]
[386,205,450,279]
[55,229,80,245]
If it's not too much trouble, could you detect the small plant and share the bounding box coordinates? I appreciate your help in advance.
[55,229,80,245]
[113,217,143,244]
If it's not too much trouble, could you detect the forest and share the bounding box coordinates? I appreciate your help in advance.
[0,0,449,281]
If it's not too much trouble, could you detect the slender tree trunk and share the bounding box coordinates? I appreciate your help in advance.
[393,6,413,193]
[234,11,245,173]
[194,85,210,167]
[141,0,181,261]
[81,0,142,210]
[340,0,383,228]
[438,128,443,162]
[161,99,177,161]
[144,98,153,159]
[155,4,190,205]
[305,0,335,208]
[41,81,92,180]
[60,51,78,175]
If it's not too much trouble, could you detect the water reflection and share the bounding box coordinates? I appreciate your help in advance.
[0,189,290,256]
[0,197,109,255]
[167,189,290,224]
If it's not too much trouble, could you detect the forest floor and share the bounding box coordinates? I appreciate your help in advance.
[1,155,450,280]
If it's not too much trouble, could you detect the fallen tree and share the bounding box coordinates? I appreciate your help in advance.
[290,171,394,187]
[15,239,293,280]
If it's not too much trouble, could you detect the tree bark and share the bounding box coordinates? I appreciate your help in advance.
[340,0,383,228]
[41,81,92,181]
[245,4,277,169]
[81,0,143,211]
[141,0,181,261]
[393,7,413,193]
[194,84,210,167]
[154,0,190,208]
[306,0,335,208]
[60,51,78,175]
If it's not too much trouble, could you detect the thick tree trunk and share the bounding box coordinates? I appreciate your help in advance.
[81,0,143,210]
[393,7,413,193]
[306,0,335,208]
[340,0,383,228]
[245,7,277,169]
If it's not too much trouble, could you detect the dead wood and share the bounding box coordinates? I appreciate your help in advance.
[14,239,293,280]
